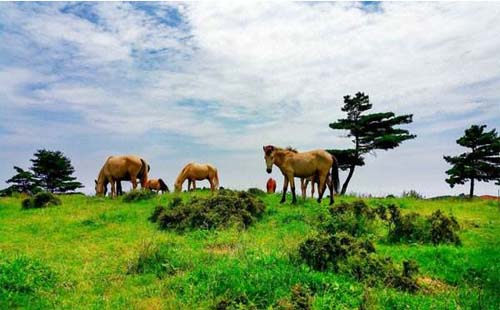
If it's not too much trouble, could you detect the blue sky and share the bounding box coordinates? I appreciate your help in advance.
[0,2,499,196]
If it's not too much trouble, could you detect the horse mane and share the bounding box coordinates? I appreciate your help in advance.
[285,146,298,153]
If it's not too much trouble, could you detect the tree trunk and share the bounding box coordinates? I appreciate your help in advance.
[469,177,475,198]
[340,165,356,195]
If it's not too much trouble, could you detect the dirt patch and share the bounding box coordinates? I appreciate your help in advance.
[417,276,451,294]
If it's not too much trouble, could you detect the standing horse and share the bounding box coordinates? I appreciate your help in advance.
[266,178,277,193]
[95,155,149,198]
[174,163,219,192]
[263,145,339,205]
[145,178,169,194]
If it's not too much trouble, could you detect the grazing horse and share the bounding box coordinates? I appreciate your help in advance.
[263,145,339,205]
[95,155,149,198]
[102,164,150,196]
[145,178,169,193]
[266,178,277,193]
[174,163,219,192]
[301,174,333,199]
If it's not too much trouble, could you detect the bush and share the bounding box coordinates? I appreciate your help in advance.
[401,190,424,199]
[325,200,377,237]
[122,189,156,202]
[275,284,313,310]
[298,232,419,292]
[21,192,61,209]
[247,187,266,196]
[151,190,265,231]
[126,241,181,278]
[383,204,461,245]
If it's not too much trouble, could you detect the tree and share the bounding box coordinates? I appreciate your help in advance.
[328,92,416,194]
[30,149,83,193]
[4,166,40,195]
[444,125,500,198]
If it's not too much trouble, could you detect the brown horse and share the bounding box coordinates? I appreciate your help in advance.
[301,174,332,199]
[266,178,277,193]
[145,178,169,193]
[174,163,219,192]
[263,145,339,205]
[102,164,150,196]
[95,155,149,197]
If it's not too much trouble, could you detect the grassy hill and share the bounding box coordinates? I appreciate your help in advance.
[0,191,498,309]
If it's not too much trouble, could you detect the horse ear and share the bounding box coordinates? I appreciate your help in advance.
[263,146,266,151]
[94,179,97,184]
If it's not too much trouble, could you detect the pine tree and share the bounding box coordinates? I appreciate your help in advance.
[30,149,83,193]
[444,125,500,198]
[4,166,40,195]
[329,92,416,194]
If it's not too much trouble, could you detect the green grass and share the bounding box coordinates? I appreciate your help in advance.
[0,192,498,309]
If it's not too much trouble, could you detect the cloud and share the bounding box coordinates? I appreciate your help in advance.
[0,2,499,196]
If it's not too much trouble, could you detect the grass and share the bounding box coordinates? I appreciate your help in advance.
[0,191,498,309]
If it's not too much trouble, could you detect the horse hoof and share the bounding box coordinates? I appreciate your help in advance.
[317,198,322,203]
[280,200,285,204]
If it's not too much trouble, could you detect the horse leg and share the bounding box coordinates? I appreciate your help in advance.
[209,177,215,191]
[290,176,297,204]
[280,176,289,204]
[328,175,334,205]
[110,179,116,198]
[317,173,327,203]
[131,175,138,190]
[300,178,306,200]
[311,179,315,198]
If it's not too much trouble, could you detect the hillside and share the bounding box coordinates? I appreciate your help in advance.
[0,192,499,309]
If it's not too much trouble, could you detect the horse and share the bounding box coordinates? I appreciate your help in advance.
[174,163,219,192]
[145,178,169,193]
[95,155,149,198]
[301,174,332,199]
[101,164,150,196]
[263,145,339,205]
[266,178,277,193]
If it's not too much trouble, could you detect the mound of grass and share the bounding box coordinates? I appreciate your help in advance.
[247,187,266,196]
[122,189,156,202]
[151,189,265,231]
[0,255,57,308]
[325,200,377,237]
[21,192,61,209]
[126,241,182,278]
[381,204,461,245]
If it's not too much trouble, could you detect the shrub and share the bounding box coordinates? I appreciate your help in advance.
[247,187,266,196]
[401,190,424,199]
[21,192,61,209]
[326,200,377,237]
[298,232,419,292]
[428,210,461,245]
[122,189,156,202]
[126,241,180,278]
[151,190,265,231]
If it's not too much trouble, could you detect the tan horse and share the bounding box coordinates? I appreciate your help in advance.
[95,155,149,197]
[301,174,332,199]
[263,145,339,205]
[174,163,219,192]
[145,178,169,194]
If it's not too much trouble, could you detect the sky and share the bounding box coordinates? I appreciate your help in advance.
[0,2,499,197]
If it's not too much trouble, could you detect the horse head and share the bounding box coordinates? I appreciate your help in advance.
[95,179,106,196]
[263,145,275,173]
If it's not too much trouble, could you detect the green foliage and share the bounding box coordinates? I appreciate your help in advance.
[126,241,181,278]
[325,200,377,237]
[328,92,416,194]
[247,187,266,196]
[30,149,83,193]
[21,192,61,209]
[275,284,313,310]
[444,124,500,197]
[122,189,156,202]
[383,204,461,245]
[152,190,265,231]
[0,255,56,308]
[401,190,424,199]
[4,166,41,195]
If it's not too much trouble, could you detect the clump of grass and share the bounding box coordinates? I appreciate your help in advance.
[0,255,57,308]
[213,294,255,310]
[151,189,265,231]
[247,187,266,196]
[122,189,156,202]
[21,192,61,209]
[379,204,461,245]
[325,200,377,237]
[298,232,419,292]
[276,284,313,310]
[126,241,180,278]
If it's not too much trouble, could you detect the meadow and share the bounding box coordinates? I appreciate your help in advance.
[0,191,498,309]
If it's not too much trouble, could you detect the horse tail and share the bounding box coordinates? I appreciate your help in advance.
[140,159,149,186]
[158,178,169,192]
[331,155,340,193]
[213,168,220,189]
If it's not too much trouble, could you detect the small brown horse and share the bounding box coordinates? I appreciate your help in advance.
[95,155,149,198]
[174,163,219,192]
[266,178,277,193]
[145,178,169,193]
[301,174,332,199]
[263,145,339,204]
